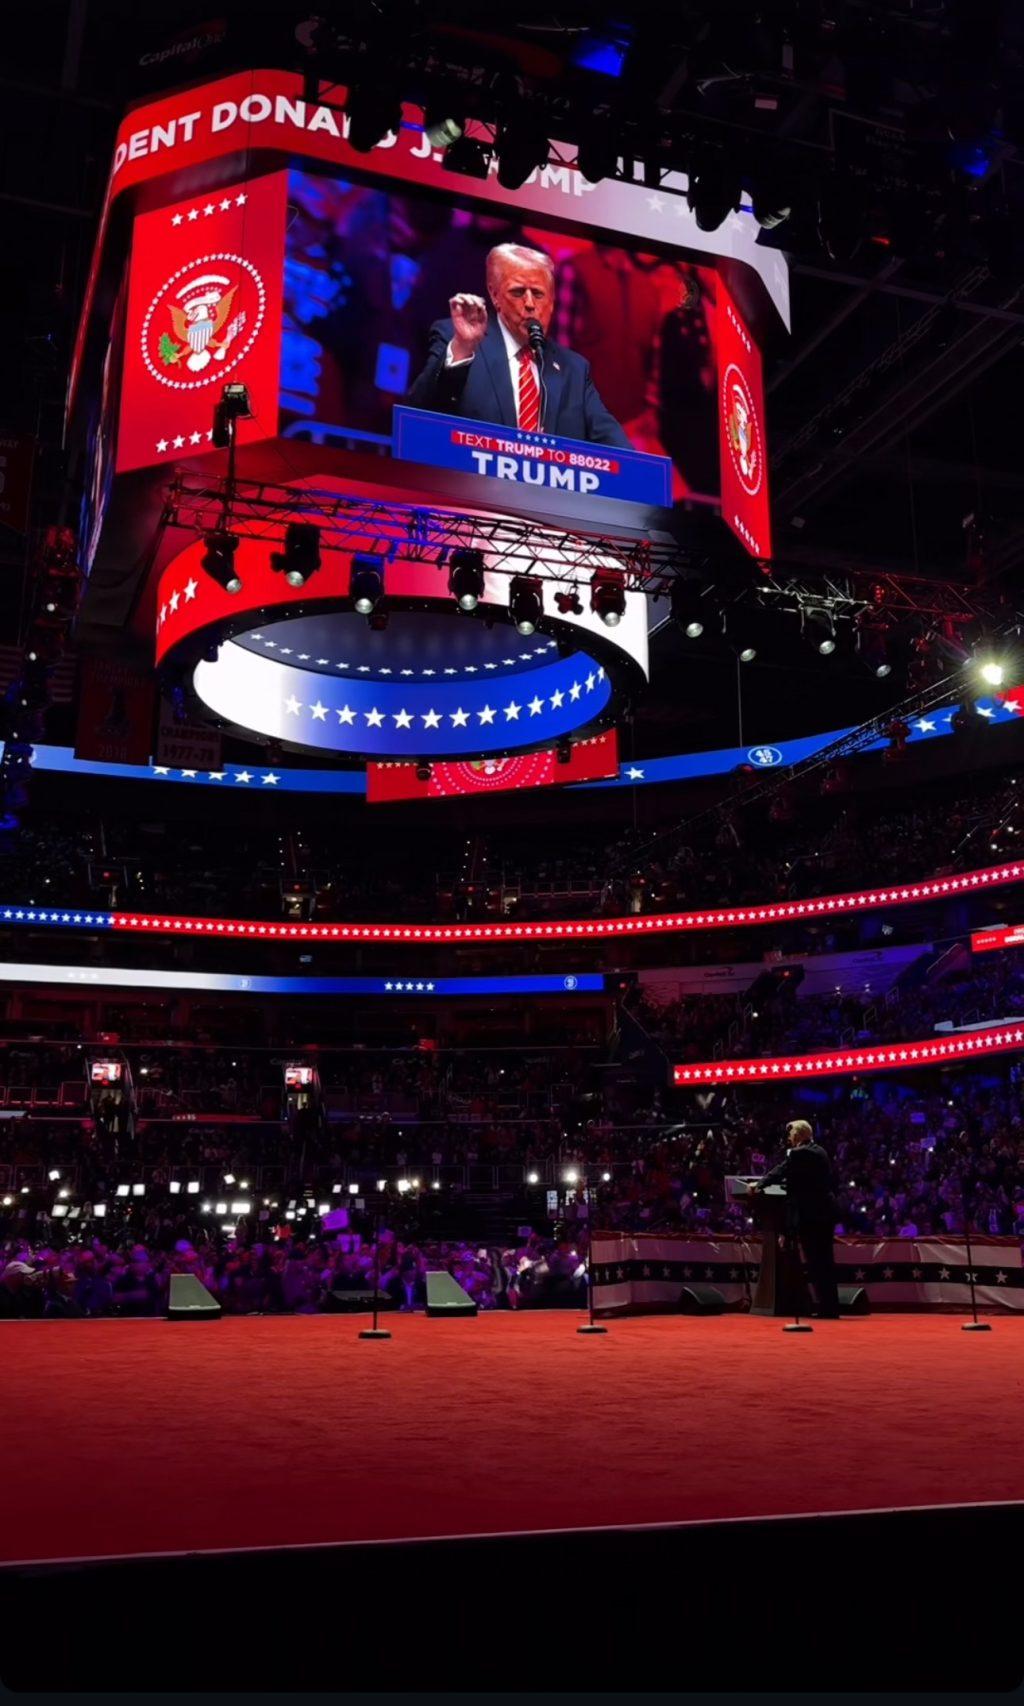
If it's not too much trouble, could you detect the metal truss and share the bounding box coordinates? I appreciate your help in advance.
[165,473,695,591]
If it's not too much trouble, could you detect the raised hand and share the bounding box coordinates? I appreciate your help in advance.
[449,292,488,361]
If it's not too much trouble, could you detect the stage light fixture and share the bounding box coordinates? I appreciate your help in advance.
[215,1201,228,1215]
[348,1183,359,1195]
[979,659,1005,687]
[564,1169,579,1184]
[48,1169,60,1181]
[448,547,485,610]
[554,589,583,616]
[855,610,893,679]
[169,1181,181,1195]
[671,581,706,639]
[94,1202,107,1217]
[187,1180,200,1194]
[576,120,620,185]
[116,1184,130,1197]
[509,575,543,636]
[132,1183,145,1197]
[1,1195,11,1207]
[749,168,792,230]
[57,1189,69,1200]
[803,607,836,656]
[397,1178,411,1194]
[591,567,626,627]
[272,522,321,588]
[527,1171,539,1185]
[350,555,385,616]
[212,381,253,447]
[416,761,433,782]
[726,612,758,663]
[431,1180,440,1190]
[556,737,572,765]
[687,157,742,231]
[423,104,463,149]
[201,529,242,594]
[442,135,491,178]
[495,118,549,190]
[231,1200,252,1215]
[345,81,402,152]
[223,1172,235,1185]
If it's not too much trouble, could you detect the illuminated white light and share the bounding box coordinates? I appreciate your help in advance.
[230,1201,252,1215]
[601,1171,611,1181]
[132,1183,145,1197]
[94,1203,107,1217]
[397,1179,411,1194]
[527,1171,539,1184]
[223,1172,236,1185]
[215,1201,228,1215]
[57,1188,69,1200]
[377,1179,386,1191]
[317,1202,330,1215]
[564,1169,579,1184]
[348,1183,359,1195]
[48,1169,61,1182]
[979,661,1005,687]
[431,1180,440,1190]
[116,1184,130,1198]
[187,1180,200,1194]
[169,1181,182,1194]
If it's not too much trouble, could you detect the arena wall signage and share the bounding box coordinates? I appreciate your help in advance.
[0,961,604,999]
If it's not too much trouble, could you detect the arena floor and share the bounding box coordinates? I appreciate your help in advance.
[5,1310,1022,1566]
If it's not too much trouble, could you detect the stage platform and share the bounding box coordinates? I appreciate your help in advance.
[3,1311,1021,1691]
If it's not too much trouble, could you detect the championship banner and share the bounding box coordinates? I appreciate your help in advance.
[116,169,286,473]
[592,1232,1024,1314]
[154,695,222,772]
[74,655,157,767]
[716,278,771,560]
[366,730,619,802]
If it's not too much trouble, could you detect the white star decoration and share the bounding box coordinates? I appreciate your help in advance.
[365,708,385,727]
[393,709,413,729]
[478,705,496,724]
[450,708,469,727]
[422,709,442,728]
[310,701,328,721]
[337,706,356,725]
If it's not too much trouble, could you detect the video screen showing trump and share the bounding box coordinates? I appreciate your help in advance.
[280,168,724,508]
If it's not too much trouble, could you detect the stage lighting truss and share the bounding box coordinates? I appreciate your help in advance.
[158,477,652,763]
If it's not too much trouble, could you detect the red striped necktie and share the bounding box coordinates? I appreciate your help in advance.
[516,344,541,433]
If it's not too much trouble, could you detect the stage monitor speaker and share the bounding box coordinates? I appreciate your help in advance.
[425,1271,477,1317]
[838,1285,870,1315]
[167,1274,221,1320]
[678,1283,726,1315]
[323,1288,394,1314]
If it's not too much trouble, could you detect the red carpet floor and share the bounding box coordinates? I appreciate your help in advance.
[4,1311,1023,1565]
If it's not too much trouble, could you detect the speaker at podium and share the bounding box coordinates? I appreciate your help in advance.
[726,1176,810,1317]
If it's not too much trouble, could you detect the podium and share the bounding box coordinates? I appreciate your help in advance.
[726,1177,811,1317]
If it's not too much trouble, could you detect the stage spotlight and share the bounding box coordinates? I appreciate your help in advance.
[223,1172,235,1185]
[431,1180,440,1190]
[377,1179,387,1191]
[132,1183,145,1197]
[1,1195,11,1207]
[509,575,543,636]
[726,613,758,663]
[215,1200,228,1215]
[555,737,572,765]
[348,1183,359,1195]
[350,555,385,616]
[803,607,836,656]
[576,121,620,185]
[423,104,463,149]
[416,761,433,782]
[978,659,1006,687]
[554,589,583,616]
[201,529,242,594]
[116,1184,130,1198]
[397,1178,411,1194]
[345,82,402,152]
[591,567,626,627]
[687,156,742,231]
[94,1202,107,1217]
[169,1180,182,1195]
[527,1171,539,1185]
[564,1169,579,1184]
[496,118,549,190]
[601,1171,611,1182]
[57,1189,69,1200]
[855,611,893,678]
[231,1201,252,1216]
[749,168,792,230]
[211,381,253,447]
[187,1180,200,1194]
[48,1169,60,1181]
[52,1203,68,1218]
[443,135,491,178]
[272,522,321,588]
[671,581,706,639]
[448,548,485,610]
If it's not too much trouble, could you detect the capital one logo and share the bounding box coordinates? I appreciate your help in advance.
[141,252,266,390]
[748,745,782,768]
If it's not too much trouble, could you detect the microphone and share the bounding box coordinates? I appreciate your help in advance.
[525,318,546,356]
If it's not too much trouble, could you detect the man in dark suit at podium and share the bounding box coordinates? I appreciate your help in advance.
[753,1120,840,1318]
[407,243,631,448]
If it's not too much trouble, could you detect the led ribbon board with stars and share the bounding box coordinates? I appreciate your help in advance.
[674,1022,1024,1087]
[156,519,647,761]
[2,856,1019,947]
[0,962,604,1000]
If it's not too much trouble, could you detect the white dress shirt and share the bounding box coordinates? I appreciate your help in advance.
[445,315,540,427]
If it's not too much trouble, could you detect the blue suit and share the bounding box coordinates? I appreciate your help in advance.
[407,316,631,449]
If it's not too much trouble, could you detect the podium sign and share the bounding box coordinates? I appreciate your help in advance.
[392,406,673,507]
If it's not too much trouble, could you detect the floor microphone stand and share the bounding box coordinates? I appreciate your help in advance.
[577,1168,607,1335]
[958,1137,991,1333]
[359,1192,391,1340]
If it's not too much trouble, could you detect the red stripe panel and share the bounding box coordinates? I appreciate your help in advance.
[674,1023,1024,1086]
[100,860,1023,945]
